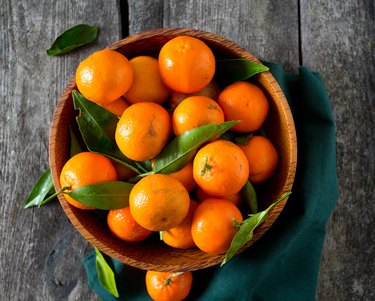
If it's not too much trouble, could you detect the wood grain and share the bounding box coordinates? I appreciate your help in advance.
[0,0,120,300]
[299,1,375,300]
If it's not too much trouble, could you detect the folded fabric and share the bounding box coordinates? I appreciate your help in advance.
[83,62,339,301]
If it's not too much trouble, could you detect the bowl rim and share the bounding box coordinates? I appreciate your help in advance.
[49,28,297,272]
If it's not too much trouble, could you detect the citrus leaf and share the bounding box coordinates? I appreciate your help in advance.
[95,247,119,298]
[72,90,149,174]
[241,181,258,214]
[153,121,239,174]
[24,169,55,208]
[69,126,83,157]
[67,181,133,210]
[47,24,98,56]
[222,192,291,266]
[215,59,269,86]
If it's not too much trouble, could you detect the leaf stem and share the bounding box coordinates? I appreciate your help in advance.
[38,186,70,207]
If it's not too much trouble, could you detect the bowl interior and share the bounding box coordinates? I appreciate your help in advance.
[49,28,297,272]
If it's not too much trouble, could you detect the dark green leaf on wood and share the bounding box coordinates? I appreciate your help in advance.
[24,169,55,208]
[47,24,98,56]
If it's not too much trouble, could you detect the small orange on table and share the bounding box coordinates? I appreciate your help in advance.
[59,152,118,210]
[146,271,193,301]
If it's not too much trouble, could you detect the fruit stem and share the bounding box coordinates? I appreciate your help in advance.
[200,156,212,176]
[164,272,184,286]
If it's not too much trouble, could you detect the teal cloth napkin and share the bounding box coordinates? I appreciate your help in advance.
[83,62,339,301]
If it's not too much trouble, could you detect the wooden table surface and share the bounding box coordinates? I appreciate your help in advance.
[1,1,374,300]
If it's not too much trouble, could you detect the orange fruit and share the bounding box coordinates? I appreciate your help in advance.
[195,186,242,208]
[172,96,224,136]
[167,161,196,192]
[107,207,152,242]
[217,81,269,132]
[169,80,221,110]
[163,200,199,249]
[60,152,118,210]
[98,96,129,116]
[238,135,279,183]
[146,271,193,301]
[124,56,170,104]
[193,140,249,196]
[76,49,134,104]
[191,198,243,254]
[159,36,215,93]
[129,174,190,231]
[115,102,171,161]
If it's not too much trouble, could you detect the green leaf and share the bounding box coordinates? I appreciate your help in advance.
[215,59,269,86]
[24,169,55,208]
[95,247,119,298]
[67,181,133,210]
[72,90,149,174]
[47,24,98,56]
[69,127,83,157]
[222,192,292,266]
[241,181,258,214]
[153,121,239,174]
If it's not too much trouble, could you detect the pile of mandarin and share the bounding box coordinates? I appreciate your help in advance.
[60,35,278,279]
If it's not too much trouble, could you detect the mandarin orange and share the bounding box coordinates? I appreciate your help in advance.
[76,49,133,104]
[107,207,152,242]
[115,102,171,161]
[193,140,249,196]
[239,135,279,183]
[172,95,224,136]
[124,56,170,104]
[59,152,118,210]
[191,198,243,254]
[159,36,215,93]
[129,174,190,231]
[218,81,269,132]
[146,271,193,301]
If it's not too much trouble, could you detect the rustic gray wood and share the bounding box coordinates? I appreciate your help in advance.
[0,0,120,300]
[1,0,374,300]
[300,1,375,300]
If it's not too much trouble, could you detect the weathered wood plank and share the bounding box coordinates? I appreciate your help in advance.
[163,0,300,70]
[0,0,121,300]
[299,1,375,300]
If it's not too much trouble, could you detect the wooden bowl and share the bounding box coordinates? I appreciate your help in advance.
[49,28,297,272]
